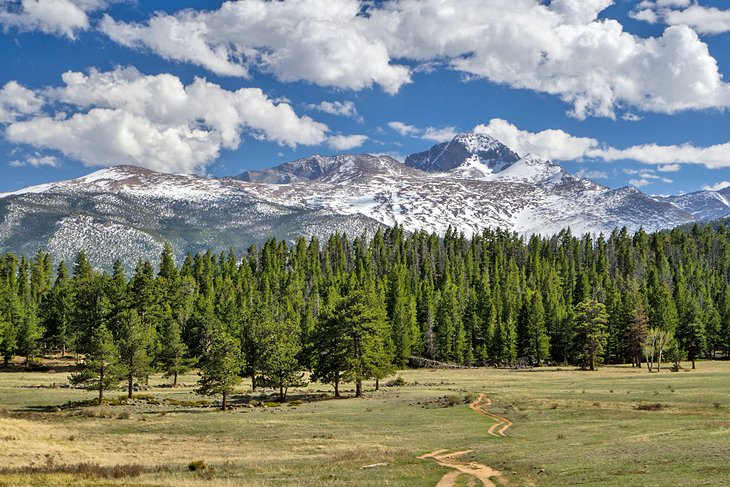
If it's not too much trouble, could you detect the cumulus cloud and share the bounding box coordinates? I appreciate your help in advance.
[633,2,730,35]
[657,163,681,172]
[576,169,608,180]
[387,121,456,143]
[474,118,730,170]
[327,134,368,150]
[100,0,730,118]
[702,181,730,192]
[3,67,332,174]
[99,1,411,93]
[590,142,730,169]
[305,100,362,121]
[387,121,419,137]
[0,81,43,123]
[474,118,599,160]
[9,154,58,168]
[421,126,457,143]
[630,178,651,187]
[0,0,110,38]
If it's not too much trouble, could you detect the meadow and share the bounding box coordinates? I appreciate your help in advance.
[1,359,728,486]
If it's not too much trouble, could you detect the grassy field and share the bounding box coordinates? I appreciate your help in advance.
[0,359,729,486]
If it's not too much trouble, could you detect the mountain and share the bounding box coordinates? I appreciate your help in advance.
[0,166,382,270]
[404,133,520,176]
[0,133,706,269]
[656,187,730,222]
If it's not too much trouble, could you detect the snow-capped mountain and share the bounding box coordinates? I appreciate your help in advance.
[656,187,730,222]
[0,133,708,269]
[405,133,520,177]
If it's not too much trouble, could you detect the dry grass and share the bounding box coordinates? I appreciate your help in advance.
[0,359,729,486]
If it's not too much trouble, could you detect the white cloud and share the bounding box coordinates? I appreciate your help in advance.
[327,134,368,150]
[576,169,608,180]
[474,118,598,160]
[657,163,680,172]
[622,168,672,183]
[387,121,419,137]
[421,126,457,143]
[305,100,362,121]
[702,181,730,192]
[589,142,730,169]
[387,121,456,143]
[633,3,730,35]
[3,67,331,174]
[630,178,651,187]
[0,81,43,123]
[9,154,58,167]
[99,0,730,117]
[99,1,411,93]
[622,113,642,122]
[0,0,110,38]
[473,118,730,170]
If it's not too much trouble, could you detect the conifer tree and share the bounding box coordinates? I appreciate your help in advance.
[196,328,243,410]
[117,309,154,398]
[574,299,609,371]
[70,324,122,405]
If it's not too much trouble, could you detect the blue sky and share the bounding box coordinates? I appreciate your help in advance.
[1,0,730,195]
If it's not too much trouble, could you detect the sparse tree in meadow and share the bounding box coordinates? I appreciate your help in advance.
[259,319,307,402]
[196,329,243,410]
[70,324,122,405]
[117,309,154,398]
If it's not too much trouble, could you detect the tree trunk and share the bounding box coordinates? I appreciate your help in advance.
[589,349,595,371]
[279,384,284,403]
[334,379,340,398]
[375,378,379,391]
[657,350,663,373]
[62,344,66,357]
[128,375,133,399]
[251,365,257,391]
[173,371,178,387]
[222,391,227,411]
[355,380,362,398]
[692,358,696,370]
[98,366,104,406]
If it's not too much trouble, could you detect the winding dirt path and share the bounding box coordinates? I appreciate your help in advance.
[469,393,513,437]
[418,449,507,487]
[418,393,512,486]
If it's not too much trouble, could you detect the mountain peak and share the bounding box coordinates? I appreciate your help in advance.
[238,153,420,184]
[404,132,520,175]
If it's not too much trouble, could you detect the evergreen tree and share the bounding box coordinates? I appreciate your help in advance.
[259,319,306,402]
[196,329,243,410]
[117,309,154,398]
[157,306,194,386]
[69,324,122,405]
[574,299,609,371]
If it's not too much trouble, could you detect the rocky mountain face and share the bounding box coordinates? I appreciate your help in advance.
[656,187,730,222]
[0,133,717,270]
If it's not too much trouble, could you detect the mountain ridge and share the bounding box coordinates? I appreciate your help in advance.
[1,132,722,270]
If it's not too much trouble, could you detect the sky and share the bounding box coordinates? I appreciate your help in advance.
[1,0,730,195]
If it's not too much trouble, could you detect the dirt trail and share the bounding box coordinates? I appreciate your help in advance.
[418,449,507,487]
[417,393,512,486]
[469,393,513,437]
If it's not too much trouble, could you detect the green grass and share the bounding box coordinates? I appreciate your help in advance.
[0,360,728,486]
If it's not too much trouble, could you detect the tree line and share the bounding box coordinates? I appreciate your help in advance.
[1,223,729,406]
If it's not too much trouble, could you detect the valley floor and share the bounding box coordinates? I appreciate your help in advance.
[0,359,729,486]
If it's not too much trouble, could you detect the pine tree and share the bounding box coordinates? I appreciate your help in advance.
[574,299,609,371]
[196,328,244,410]
[157,306,193,386]
[259,319,306,402]
[69,324,122,405]
[117,309,154,398]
